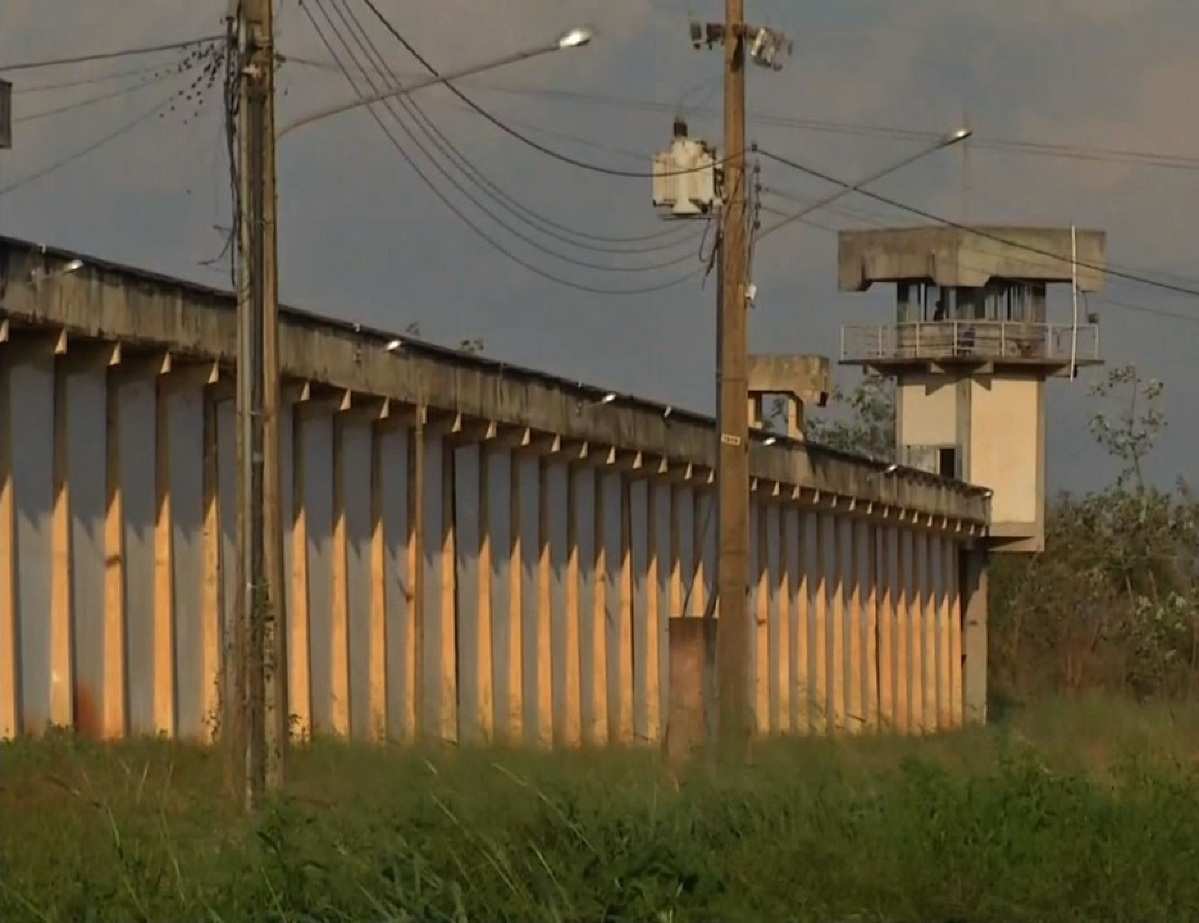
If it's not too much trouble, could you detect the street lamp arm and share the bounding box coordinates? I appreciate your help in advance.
[279,28,593,140]
[755,129,971,242]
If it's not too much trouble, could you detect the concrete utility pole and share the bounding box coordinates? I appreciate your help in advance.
[235,0,285,809]
[716,0,752,754]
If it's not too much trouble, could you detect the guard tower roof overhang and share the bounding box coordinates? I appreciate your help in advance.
[838,226,1107,294]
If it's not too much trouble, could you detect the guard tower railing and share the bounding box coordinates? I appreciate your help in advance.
[840,321,1101,365]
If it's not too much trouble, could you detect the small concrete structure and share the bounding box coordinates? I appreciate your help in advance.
[747,354,830,439]
[839,226,1107,553]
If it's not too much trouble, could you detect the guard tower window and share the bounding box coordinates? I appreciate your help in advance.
[898,281,1048,323]
[956,287,986,320]
[897,282,956,322]
[938,447,958,479]
[897,282,923,322]
[982,281,1048,322]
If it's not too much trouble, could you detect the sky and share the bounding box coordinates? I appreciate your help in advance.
[0,0,1195,493]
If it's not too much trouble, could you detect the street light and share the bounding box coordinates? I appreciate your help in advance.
[30,257,84,284]
[756,127,972,241]
[279,26,595,139]
[557,26,594,49]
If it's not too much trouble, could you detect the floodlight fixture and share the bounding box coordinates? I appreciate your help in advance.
[557,26,594,49]
[940,127,973,147]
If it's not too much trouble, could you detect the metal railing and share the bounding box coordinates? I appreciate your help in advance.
[840,321,1101,364]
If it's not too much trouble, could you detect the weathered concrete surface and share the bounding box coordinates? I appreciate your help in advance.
[747,354,831,406]
[839,226,1107,292]
[0,237,990,529]
[0,235,992,747]
[663,617,712,765]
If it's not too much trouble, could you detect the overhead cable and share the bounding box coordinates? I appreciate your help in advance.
[314,0,697,274]
[299,0,701,296]
[755,145,1199,302]
[357,0,731,180]
[15,64,164,94]
[0,91,182,198]
[470,84,1199,173]
[333,0,697,252]
[14,75,168,125]
[0,35,223,74]
[290,61,1199,173]
[758,189,1199,325]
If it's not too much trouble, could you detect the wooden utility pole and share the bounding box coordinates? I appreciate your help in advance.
[235,0,285,810]
[715,0,752,754]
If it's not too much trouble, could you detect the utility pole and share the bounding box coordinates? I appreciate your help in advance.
[664,9,788,754]
[715,0,751,755]
[234,0,285,810]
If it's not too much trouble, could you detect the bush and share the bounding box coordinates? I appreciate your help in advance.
[991,484,1199,699]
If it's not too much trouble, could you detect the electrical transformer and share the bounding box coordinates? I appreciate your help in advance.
[652,120,720,218]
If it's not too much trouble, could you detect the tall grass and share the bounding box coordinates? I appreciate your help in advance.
[3,696,1199,922]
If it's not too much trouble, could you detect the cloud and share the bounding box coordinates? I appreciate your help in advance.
[0,0,1196,487]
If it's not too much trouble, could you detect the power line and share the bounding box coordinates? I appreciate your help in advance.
[0,35,223,74]
[332,0,697,252]
[14,75,167,126]
[0,90,181,198]
[282,51,670,164]
[299,0,702,297]
[758,189,1199,326]
[467,109,649,165]
[1089,294,1199,325]
[357,0,732,181]
[755,145,1199,302]
[287,56,1199,174]
[314,0,698,275]
[469,83,1199,174]
[972,137,1199,172]
[767,179,1199,293]
[14,64,164,94]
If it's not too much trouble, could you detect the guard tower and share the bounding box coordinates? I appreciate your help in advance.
[838,226,1106,552]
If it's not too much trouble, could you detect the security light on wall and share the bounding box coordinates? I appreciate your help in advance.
[30,258,84,283]
[578,391,619,414]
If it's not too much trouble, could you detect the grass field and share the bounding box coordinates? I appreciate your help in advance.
[3,696,1199,922]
